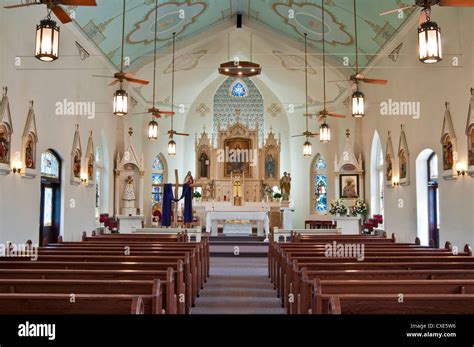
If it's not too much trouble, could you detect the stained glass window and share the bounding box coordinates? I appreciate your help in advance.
[231,80,248,98]
[313,155,327,213]
[152,155,166,204]
[41,150,60,178]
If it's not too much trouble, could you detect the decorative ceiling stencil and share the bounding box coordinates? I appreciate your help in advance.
[163,50,207,74]
[273,2,352,46]
[127,2,207,44]
[72,0,415,70]
[273,50,317,74]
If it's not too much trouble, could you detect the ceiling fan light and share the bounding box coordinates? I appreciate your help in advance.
[352,90,365,118]
[113,89,128,116]
[168,139,176,156]
[35,18,60,62]
[418,20,442,64]
[303,140,312,157]
[148,120,159,140]
[319,123,331,143]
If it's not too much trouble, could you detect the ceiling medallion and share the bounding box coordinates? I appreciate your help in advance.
[218,61,261,78]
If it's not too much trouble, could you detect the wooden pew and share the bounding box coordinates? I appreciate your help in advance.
[0,293,146,314]
[312,279,474,314]
[328,294,474,314]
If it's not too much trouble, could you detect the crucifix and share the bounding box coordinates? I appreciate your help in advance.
[152,169,200,227]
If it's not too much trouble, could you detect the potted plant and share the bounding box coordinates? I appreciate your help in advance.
[352,199,368,218]
[273,192,282,202]
[329,199,347,217]
[193,191,202,201]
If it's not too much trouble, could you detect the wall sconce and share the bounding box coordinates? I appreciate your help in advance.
[392,176,400,187]
[12,160,23,174]
[80,172,88,185]
[456,162,466,176]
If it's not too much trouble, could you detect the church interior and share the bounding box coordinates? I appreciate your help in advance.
[0,0,474,326]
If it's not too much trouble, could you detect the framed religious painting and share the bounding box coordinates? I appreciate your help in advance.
[223,138,251,178]
[339,174,359,199]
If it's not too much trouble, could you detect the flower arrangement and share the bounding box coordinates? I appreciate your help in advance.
[273,192,282,200]
[193,191,202,200]
[329,199,347,216]
[352,199,368,216]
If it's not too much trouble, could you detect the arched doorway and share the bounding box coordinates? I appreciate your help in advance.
[416,149,439,247]
[39,149,62,245]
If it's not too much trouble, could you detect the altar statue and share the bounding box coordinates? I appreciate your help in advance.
[280,172,290,200]
[199,152,208,178]
[265,154,275,179]
[123,176,136,201]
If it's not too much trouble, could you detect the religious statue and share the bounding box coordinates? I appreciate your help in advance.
[25,137,35,169]
[203,181,214,200]
[123,176,136,201]
[280,172,290,200]
[265,154,275,179]
[0,125,10,164]
[184,171,194,186]
[469,129,474,166]
[73,150,81,178]
[385,153,392,182]
[199,152,208,178]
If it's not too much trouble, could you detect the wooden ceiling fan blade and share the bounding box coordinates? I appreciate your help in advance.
[379,5,415,16]
[60,0,97,5]
[175,132,190,137]
[108,80,120,86]
[362,78,388,85]
[92,75,115,79]
[291,134,305,138]
[327,112,347,118]
[159,111,176,115]
[125,77,150,85]
[52,5,72,24]
[439,0,474,6]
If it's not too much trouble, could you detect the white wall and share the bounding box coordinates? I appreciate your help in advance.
[361,8,474,248]
[0,8,118,244]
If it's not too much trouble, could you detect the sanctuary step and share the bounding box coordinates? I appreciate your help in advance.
[209,235,268,257]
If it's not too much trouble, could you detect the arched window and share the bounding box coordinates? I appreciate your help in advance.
[95,144,103,220]
[231,80,248,98]
[41,150,60,178]
[370,132,384,216]
[152,154,167,205]
[311,154,327,214]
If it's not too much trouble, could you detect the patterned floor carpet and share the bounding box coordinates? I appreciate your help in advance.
[191,257,285,314]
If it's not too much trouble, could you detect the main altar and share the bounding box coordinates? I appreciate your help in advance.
[192,110,289,238]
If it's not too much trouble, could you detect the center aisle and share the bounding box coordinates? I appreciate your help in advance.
[191,257,284,314]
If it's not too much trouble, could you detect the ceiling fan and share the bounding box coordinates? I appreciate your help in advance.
[93,0,149,87]
[292,33,319,140]
[379,0,474,17]
[4,0,97,24]
[166,32,189,139]
[134,0,174,120]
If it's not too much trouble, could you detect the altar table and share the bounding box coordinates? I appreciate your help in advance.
[205,211,270,239]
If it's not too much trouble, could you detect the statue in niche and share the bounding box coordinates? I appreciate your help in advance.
[123,176,136,201]
[25,136,35,169]
[88,154,94,180]
[280,172,291,200]
[199,152,208,178]
[202,181,214,200]
[442,136,454,171]
[0,125,10,164]
[385,153,392,182]
[265,153,275,179]
[469,129,474,166]
[73,150,81,178]
[399,150,407,179]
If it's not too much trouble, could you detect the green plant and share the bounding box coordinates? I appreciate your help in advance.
[352,199,368,216]
[273,192,282,199]
[329,199,347,215]
[193,191,202,199]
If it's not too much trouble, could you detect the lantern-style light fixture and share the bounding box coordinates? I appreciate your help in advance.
[35,15,60,62]
[148,119,159,140]
[168,138,176,156]
[418,13,442,64]
[352,89,365,118]
[320,121,331,143]
[113,87,128,116]
[303,140,312,157]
